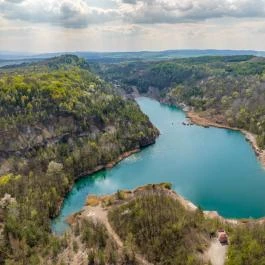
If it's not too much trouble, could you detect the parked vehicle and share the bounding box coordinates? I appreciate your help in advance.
[217,229,228,244]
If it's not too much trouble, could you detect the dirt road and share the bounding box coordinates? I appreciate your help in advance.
[205,239,228,265]
[84,205,153,265]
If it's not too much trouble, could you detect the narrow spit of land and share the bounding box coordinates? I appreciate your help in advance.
[69,184,232,265]
[84,205,227,265]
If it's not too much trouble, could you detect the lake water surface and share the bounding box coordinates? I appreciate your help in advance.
[52,97,265,234]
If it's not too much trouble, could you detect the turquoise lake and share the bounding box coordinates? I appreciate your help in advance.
[52,97,265,234]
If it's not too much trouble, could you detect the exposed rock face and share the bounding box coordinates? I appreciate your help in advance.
[0,115,90,155]
[140,121,160,147]
[0,109,159,176]
[139,135,157,147]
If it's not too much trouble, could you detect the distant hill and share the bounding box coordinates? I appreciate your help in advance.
[75,49,265,62]
[1,49,265,66]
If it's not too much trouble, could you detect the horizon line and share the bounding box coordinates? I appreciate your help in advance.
[1,48,265,56]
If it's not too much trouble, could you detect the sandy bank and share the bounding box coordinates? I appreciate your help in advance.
[187,111,265,168]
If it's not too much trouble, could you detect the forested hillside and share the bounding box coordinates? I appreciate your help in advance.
[0,55,158,264]
[94,55,265,148]
[108,188,216,265]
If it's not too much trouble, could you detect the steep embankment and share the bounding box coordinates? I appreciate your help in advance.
[0,55,158,264]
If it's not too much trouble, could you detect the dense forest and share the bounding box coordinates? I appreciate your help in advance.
[94,55,265,148]
[1,53,265,264]
[0,55,158,264]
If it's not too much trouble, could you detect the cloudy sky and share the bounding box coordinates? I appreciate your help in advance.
[0,0,265,52]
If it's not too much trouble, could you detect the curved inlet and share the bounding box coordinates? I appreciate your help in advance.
[52,97,265,234]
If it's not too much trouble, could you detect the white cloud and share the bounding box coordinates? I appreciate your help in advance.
[1,0,265,28]
[123,0,265,24]
[0,0,120,28]
[4,0,24,3]
[0,0,265,52]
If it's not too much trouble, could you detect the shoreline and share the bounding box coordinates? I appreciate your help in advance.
[52,142,157,221]
[169,186,265,226]
[76,148,141,179]
[135,94,265,167]
[187,111,265,168]
[167,187,240,226]
[54,96,265,232]
[53,148,141,217]
[79,183,265,227]
[153,95,265,168]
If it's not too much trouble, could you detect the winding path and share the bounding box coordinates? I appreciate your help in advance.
[84,205,153,265]
[205,239,227,265]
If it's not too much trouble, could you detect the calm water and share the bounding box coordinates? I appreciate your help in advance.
[52,97,265,234]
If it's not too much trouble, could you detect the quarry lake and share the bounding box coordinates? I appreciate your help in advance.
[52,97,265,234]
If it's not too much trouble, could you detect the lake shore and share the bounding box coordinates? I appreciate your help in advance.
[53,96,264,233]
[53,148,142,219]
[78,183,264,228]
[154,96,265,168]
[170,184,265,226]
[187,111,265,168]
[76,148,141,179]
[53,136,160,221]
